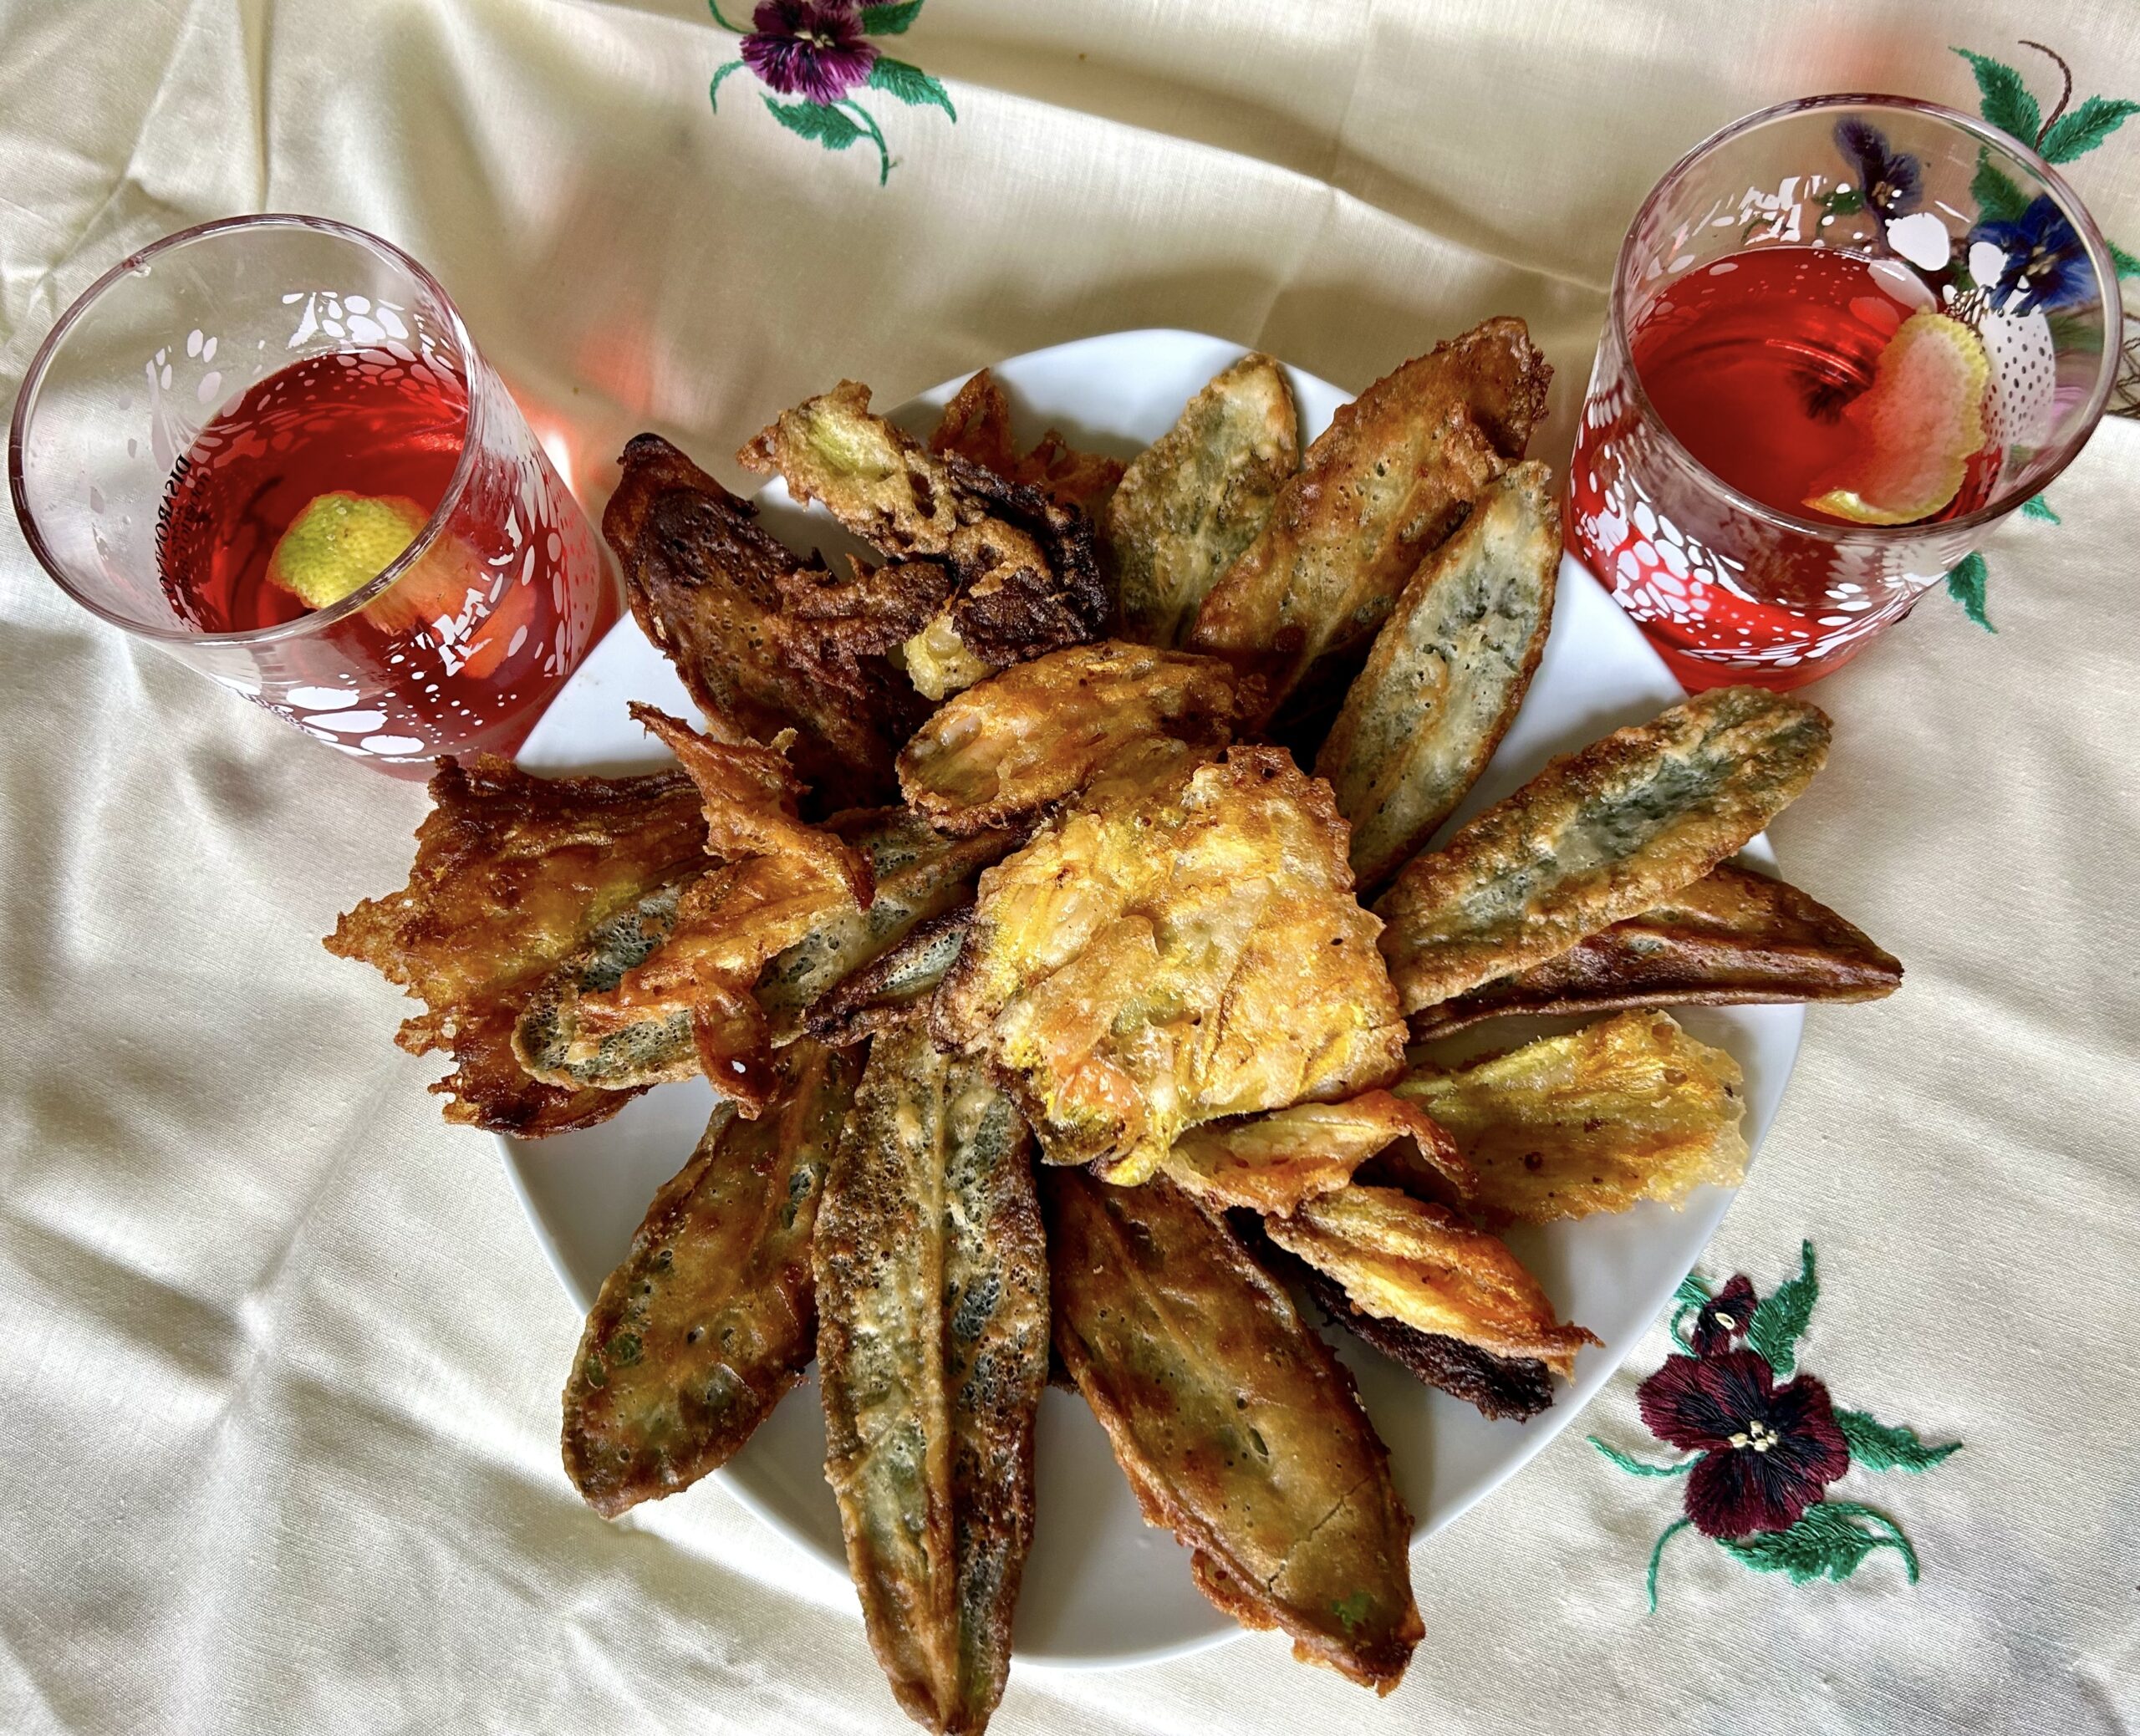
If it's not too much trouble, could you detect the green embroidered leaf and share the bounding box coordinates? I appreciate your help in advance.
[869,57,955,119]
[1645,1518,1692,1612]
[710,59,746,112]
[1747,1240,1816,1377]
[1838,1410,1963,1471]
[1971,150,2031,224]
[763,96,865,151]
[2040,96,2140,164]
[1945,552,1995,633]
[1952,48,2042,145]
[1716,1500,1920,1586]
[861,0,926,33]
[2111,239,2140,279]
[2021,493,2061,523]
[1590,1437,1695,1478]
[1669,1272,1711,1350]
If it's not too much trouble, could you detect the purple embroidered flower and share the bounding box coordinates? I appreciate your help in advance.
[1638,1349,1850,1538]
[1971,195,2094,314]
[1834,117,1923,218]
[741,0,878,105]
[1689,1273,1756,1357]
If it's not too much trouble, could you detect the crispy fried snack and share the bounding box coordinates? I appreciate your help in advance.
[1409,862,1903,1037]
[816,1019,1047,1736]
[805,911,971,1046]
[1045,1168,1422,1691]
[561,1040,858,1517]
[1394,1010,1748,1222]
[930,368,1126,516]
[755,807,1018,1045]
[324,756,708,1135]
[1106,352,1300,647]
[1262,1185,1597,1379]
[553,708,873,1113]
[512,881,699,1090]
[934,741,1409,1183]
[1159,1091,1470,1215]
[896,641,1244,834]
[604,433,941,810]
[1188,318,1551,725]
[740,381,1106,699]
[1374,686,1832,1013]
[1318,462,1558,891]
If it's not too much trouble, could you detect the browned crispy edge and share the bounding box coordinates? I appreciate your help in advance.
[802,909,971,1047]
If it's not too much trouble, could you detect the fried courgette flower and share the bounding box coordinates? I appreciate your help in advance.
[324,756,710,1136]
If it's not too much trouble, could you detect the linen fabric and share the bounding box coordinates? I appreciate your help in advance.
[1,3,2136,1731]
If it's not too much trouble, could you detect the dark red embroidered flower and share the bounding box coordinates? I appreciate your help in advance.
[1689,1273,1756,1357]
[1638,1349,1849,1538]
[741,0,878,105]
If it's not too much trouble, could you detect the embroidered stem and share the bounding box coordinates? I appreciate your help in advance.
[1646,1519,1692,1611]
[839,98,892,184]
[710,59,746,111]
[2020,40,2075,142]
[1590,1438,1696,1478]
[709,1,746,33]
[1822,1501,1921,1582]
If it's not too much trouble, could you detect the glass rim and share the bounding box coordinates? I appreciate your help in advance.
[1608,92,2125,544]
[7,211,489,649]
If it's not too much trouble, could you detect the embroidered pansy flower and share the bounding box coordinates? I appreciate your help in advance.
[1637,1348,1850,1537]
[1833,117,1923,217]
[1688,1272,1756,1357]
[740,1,878,105]
[1969,195,2095,314]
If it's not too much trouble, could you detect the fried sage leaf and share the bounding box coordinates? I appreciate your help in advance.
[562,1040,859,1517]
[324,757,707,1135]
[1317,461,1558,891]
[816,1020,1047,1736]
[604,433,941,811]
[1374,685,1833,1013]
[1394,1010,1748,1222]
[756,808,1017,1045]
[1159,1090,1470,1215]
[1262,1184,1597,1378]
[805,910,972,1048]
[931,368,1125,516]
[557,708,873,1113]
[739,380,1106,700]
[896,641,1243,834]
[1045,1168,1422,1692]
[935,741,1408,1184]
[1188,318,1551,725]
[1409,862,1903,1037]
[1106,352,1300,648]
[512,880,698,1089]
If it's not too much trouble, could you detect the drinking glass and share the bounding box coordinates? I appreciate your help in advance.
[1567,95,2121,689]
[9,215,619,773]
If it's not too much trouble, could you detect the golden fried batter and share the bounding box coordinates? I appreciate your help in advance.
[1188,318,1551,725]
[815,1020,1047,1736]
[1409,862,1903,1037]
[896,641,1244,835]
[934,741,1408,1183]
[930,368,1125,515]
[1263,1185,1597,1377]
[1045,1168,1421,1693]
[324,756,708,1135]
[1317,461,1558,890]
[1106,352,1300,647]
[604,433,942,811]
[1395,1011,1748,1221]
[563,708,872,1113]
[1375,686,1832,1013]
[561,1040,858,1517]
[1159,1091,1470,1215]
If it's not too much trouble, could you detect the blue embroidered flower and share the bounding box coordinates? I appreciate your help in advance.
[1833,117,1923,218]
[1970,194,2094,313]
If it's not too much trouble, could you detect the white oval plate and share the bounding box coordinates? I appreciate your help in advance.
[506,330,1798,1669]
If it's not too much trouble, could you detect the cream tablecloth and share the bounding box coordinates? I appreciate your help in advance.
[3,3,2137,1730]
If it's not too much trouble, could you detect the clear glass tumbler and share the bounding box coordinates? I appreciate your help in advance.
[1567,95,2121,689]
[10,215,619,773]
